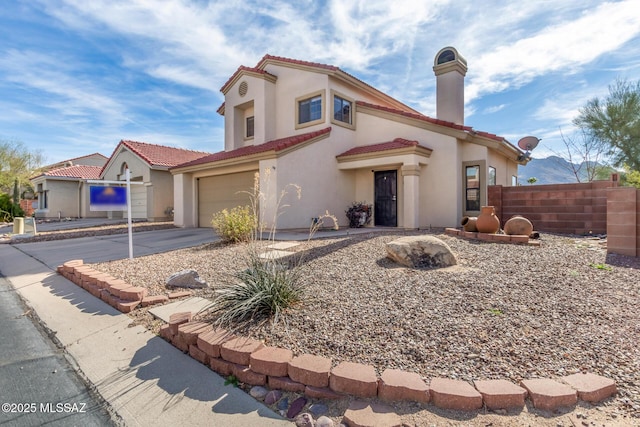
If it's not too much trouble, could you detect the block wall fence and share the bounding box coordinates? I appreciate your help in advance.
[488,177,640,257]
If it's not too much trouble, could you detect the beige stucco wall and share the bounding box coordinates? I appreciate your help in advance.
[101,148,174,221]
[34,179,79,219]
[179,60,522,231]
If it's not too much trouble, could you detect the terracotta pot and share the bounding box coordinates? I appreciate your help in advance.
[504,215,534,236]
[461,216,477,232]
[476,206,500,234]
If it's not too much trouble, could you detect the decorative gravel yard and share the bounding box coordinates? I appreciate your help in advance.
[93,230,640,422]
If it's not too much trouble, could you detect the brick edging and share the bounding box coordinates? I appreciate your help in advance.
[445,227,540,246]
[161,313,617,413]
[57,259,192,313]
[59,259,618,414]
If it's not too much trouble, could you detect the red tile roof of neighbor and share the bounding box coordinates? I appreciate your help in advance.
[337,138,433,158]
[110,140,211,168]
[35,165,103,179]
[175,127,332,169]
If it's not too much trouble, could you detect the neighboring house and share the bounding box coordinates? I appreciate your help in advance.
[31,163,105,219]
[100,140,210,221]
[171,47,528,230]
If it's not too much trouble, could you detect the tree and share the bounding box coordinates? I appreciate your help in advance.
[551,128,608,182]
[574,79,640,171]
[526,177,538,185]
[0,140,44,196]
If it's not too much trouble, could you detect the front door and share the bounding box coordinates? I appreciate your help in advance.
[374,170,397,226]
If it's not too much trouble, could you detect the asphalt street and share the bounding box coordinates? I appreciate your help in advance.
[0,274,118,427]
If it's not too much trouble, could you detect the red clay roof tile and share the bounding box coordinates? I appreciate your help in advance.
[36,165,103,179]
[174,127,332,169]
[337,138,432,158]
[110,140,211,168]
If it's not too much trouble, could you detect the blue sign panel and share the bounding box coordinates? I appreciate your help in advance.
[90,186,127,211]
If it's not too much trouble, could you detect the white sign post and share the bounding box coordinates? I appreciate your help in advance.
[88,168,144,260]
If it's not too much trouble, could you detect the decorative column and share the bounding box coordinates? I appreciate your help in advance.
[401,164,421,229]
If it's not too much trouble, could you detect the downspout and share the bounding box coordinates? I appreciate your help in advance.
[78,180,83,218]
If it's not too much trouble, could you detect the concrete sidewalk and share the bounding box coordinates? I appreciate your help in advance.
[0,243,289,426]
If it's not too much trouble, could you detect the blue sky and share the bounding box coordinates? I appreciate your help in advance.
[2,0,640,165]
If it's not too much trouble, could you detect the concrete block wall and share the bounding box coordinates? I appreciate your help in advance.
[607,187,639,257]
[489,180,618,235]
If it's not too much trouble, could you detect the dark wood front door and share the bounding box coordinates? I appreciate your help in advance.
[374,170,397,226]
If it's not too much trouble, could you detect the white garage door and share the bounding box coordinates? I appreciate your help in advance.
[198,171,256,227]
[125,183,147,219]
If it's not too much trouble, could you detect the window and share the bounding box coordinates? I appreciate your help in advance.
[296,90,325,129]
[330,90,356,129]
[37,184,48,210]
[488,166,496,186]
[511,175,518,186]
[299,95,322,124]
[334,96,352,124]
[466,165,480,211]
[246,116,254,138]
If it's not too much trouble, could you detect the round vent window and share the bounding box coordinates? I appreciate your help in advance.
[239,81,248,97]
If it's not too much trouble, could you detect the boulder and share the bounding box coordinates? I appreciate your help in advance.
[166,269,209,288]
[386,236,457,268]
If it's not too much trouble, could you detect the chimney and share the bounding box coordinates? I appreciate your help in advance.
[433,47,467,125]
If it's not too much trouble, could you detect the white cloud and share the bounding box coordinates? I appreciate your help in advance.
[466,1,640,101]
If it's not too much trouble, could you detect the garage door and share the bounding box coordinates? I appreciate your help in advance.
[125,183,147,219]
[198,171,256,227]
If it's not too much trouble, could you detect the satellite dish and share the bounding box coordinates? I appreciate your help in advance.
[517,136,540,152]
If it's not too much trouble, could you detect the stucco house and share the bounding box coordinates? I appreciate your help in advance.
[171,47,528,230]
[31,153,108,219]
[100,140,210,221]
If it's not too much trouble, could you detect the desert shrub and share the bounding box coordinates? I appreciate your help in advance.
[211,205,256,243]
[0,193,23,222]
[211,250,304,326]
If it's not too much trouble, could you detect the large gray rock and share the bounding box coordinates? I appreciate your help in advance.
[386,235,457,268]
[166,269,209,288]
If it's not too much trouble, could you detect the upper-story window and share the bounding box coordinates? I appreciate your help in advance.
[334,96,351,123]
[246,116,254,139]
[330,90,355,130]
[299,96,322,123]
[295,90,325,129]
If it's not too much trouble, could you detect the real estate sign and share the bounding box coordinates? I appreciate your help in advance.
[90,186,127,211]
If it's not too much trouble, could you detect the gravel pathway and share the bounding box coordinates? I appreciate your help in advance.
[93,230,640,421]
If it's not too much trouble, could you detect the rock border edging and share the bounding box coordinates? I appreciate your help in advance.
[59,260,618,421]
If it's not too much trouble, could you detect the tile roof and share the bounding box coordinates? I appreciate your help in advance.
[35,165,103,180]
[112,140,211,168]
[357,101,472,131]
[219,65,278,95]
[356,101,514,146]
[337,138,433,158]
[217,54,419,115]
[174,127,332,169]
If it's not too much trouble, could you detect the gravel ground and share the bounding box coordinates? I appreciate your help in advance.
[92,230,640,425]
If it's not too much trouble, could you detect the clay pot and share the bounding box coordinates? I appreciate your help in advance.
[461,216,478,232]
[476,206,500,234]
[504,215,534,236]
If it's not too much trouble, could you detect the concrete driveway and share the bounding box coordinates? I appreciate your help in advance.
[12,227,217,270]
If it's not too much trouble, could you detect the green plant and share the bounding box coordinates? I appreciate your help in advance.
[209,169,337,329]
[345,201,372,228]
[0,193,23,222]
[487,308,503,316]
[224,374,239,387]
[211,205,256,243]
[211,249,305,326]
[589,262,612,271]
